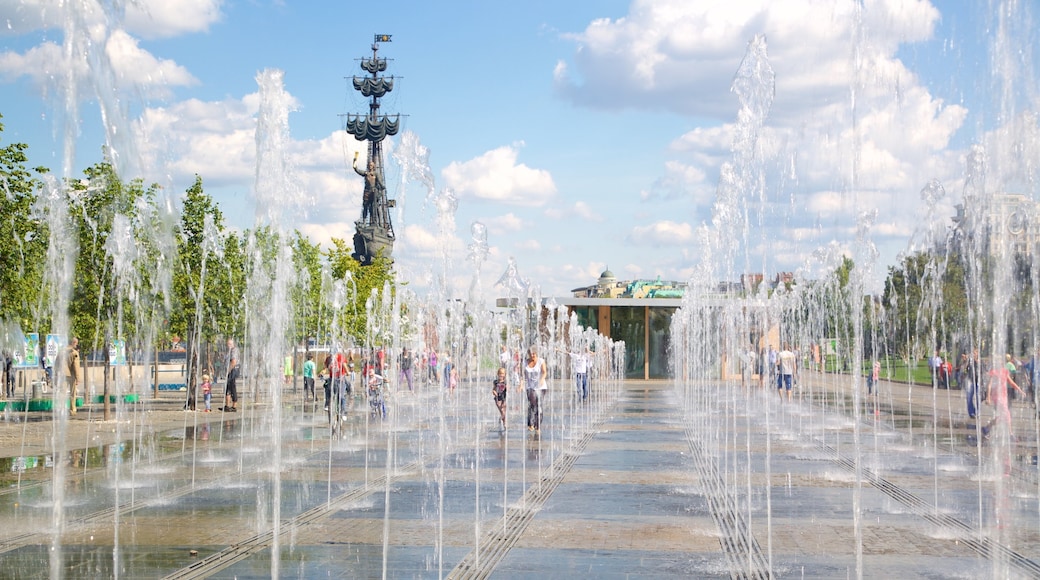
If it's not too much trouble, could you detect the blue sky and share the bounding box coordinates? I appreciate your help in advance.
[1,0,1038,300]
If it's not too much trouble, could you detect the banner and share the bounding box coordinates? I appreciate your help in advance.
[15,333,39,368]
[110,339,127,366]
[45,334,63,369]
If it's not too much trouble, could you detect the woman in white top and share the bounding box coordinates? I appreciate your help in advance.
[524,346,547,433]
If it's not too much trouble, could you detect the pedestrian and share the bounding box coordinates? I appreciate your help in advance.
[398,347,414,392]
[1004,354,1018,404]
[563,346,590,402]
[777,343,796,401]
[767,344,779,389]
[302,353,316,401]
[524,346,548,434]
[3,350,14,399]
[283,354,293,388]
[866,359,880,395]
[223,356,239,412]
[427,349,438,383]
[1023,347,1040,410]
[443,356,454,393]
[321,353,333,411]
[929,349,943,388]
[963,350,982,418]
[982,357,1027,440]
[366,366,387,418]
[63,337,82,415]
[333,351,352,418]
[492,366,508,431]
[201,373,212,412]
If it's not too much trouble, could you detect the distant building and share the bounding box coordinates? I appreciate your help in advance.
[954,192,1040,259]
[570,268,687,299]
[499,268,792,380]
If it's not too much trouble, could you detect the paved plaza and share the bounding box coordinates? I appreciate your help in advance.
[0,371,1038,578]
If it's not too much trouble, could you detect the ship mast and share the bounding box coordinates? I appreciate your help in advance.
[345,34,399,264]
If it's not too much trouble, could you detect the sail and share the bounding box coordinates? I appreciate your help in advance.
[353,77,394,98]
[361,57,388,74]
[345,114,400,142]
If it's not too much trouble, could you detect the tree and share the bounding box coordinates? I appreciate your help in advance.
[882,249,969,361]
[66,159,153,352]
[326,238,395,342]
[0,115,49,331]
[168,175,245,392]
[291,232,324,348]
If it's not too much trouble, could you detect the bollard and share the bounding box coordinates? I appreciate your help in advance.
[31,380,40,399]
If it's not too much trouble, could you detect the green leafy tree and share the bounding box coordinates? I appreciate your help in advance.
[66,159,152,353]
[291,232,324,348]
[0,116,49,331]
[326,238,395,342]
[882,249,969,362]
[169,176,245,382]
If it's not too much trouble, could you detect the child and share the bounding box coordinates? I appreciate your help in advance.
[367,367,387,418]
[492,367,508,431]
[201,374,212,412]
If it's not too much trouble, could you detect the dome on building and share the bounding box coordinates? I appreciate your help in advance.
[598,267,616,286]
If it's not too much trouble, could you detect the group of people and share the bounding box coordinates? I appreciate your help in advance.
[491,345,548,434]
[180,338,597,436]
[753,343,799,401]
[312,348,388,419]
[489,344,595,435]
[950,349,1037,439]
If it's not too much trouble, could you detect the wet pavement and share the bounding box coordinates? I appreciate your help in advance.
[0,372,1037,578]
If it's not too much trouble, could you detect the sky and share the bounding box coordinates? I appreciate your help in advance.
[1,0,1038,301]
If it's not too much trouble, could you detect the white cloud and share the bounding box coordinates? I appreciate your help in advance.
[106,29,197,93]
[515,239,542,251]
[480,213,525,233]
[125,0,224,39]
[133,90,366,231]
[630,220,695,247]
[441,144,557,206]
[560,0,972,286]
[544,200,604,222]
[641,159,713,203]
[0,0,223,39]
[0,30,196,98]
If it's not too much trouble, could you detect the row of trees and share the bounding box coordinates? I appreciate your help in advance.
[0,115,394,369]
[797,237,1037,371]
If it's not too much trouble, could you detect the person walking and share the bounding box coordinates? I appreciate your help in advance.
[564,347,590,403]
[777,343,796,402]
[982,356,1027,441]
[302,352,316,402]
[399,347,414,392]
[963,349,982,418]
[524,346,548,434]
[492,366,508,432]
[3,350,14,399]
[201,373,212,412]
[63,338,82,415]
[223,338,239,415]
[427,349,438,384]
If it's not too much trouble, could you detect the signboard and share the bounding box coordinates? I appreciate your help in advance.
[45,334,63,369]
[109,339,127,366]
[15,333,40,368]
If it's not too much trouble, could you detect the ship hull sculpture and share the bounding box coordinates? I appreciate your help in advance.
[345,34,399,265]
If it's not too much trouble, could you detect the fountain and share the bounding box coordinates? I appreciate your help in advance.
[670,1,1040,579]
[1,1,1039,578]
